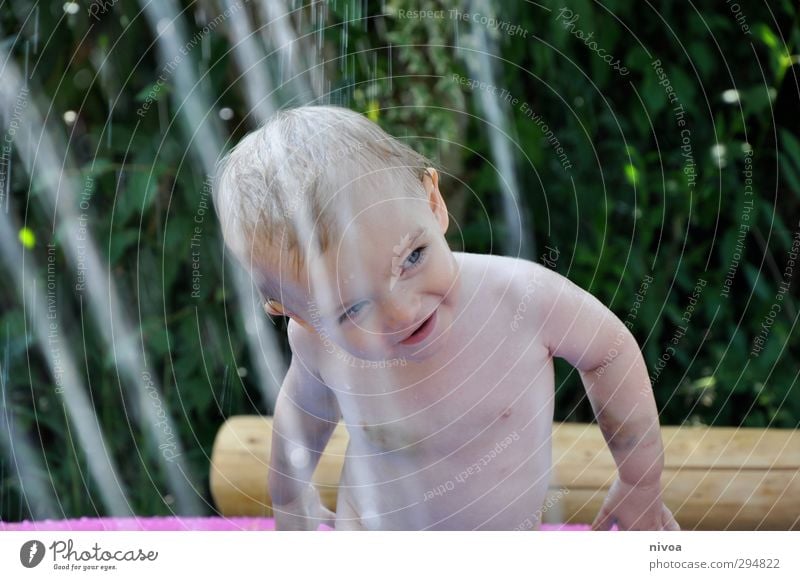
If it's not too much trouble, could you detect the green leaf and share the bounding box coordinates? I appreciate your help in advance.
[743,264,770,302]
[755,23,779,51]
[624,163,639,186]
[109,230,140,264]
[116,168,159,225]
[134,80,173,104]
[780,129,800,199]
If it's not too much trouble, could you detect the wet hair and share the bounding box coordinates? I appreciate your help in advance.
[212,105,435,302]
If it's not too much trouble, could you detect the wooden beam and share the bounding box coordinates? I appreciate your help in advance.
[210,417,800,530]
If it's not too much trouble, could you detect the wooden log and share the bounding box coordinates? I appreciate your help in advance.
[210,416,800,530]
[210,416,347,517]
[548,423,800,530]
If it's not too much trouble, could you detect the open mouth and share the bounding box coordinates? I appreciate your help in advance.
[399,309,438,346]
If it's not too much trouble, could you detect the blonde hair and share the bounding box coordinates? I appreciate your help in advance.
[213,105,435,297]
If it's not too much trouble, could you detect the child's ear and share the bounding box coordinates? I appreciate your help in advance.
[263,300,315,333]
[263,299,286,317]
[422,167,449,234]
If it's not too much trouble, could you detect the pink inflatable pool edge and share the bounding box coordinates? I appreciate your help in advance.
[0,517,603,531]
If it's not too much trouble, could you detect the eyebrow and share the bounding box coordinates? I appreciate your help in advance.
[392,227,426,261]
[326,226,427,319]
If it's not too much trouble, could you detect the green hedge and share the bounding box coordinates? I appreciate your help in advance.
[0,0,797,521]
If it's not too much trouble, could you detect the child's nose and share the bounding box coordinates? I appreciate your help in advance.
[380,293,420,333]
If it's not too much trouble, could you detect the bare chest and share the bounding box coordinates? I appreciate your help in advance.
[319,330,553,456]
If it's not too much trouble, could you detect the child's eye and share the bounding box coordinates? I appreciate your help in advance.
[339,301,368,324]
[404,246,427,270]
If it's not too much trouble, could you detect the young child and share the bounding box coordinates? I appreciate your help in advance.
[212,105,679,531]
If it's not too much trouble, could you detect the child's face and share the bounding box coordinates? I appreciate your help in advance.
[303,172,461,362]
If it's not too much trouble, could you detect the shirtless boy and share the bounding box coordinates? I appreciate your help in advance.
[212,105,679,531]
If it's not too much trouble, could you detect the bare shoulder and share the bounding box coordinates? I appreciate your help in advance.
[455,252,582,334]
[455,251,571,302]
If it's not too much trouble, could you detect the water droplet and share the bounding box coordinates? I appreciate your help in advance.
[721,89,740,103]
[63,110,77,124]
[63,2,79,15]
[219,107,234,121]
[710,144,727,168]
[289,447,310,468]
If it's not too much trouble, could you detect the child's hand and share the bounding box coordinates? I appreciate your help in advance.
[273,483,337,531]
[592,477,680,531]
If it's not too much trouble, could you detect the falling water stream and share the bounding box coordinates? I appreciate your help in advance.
[0,0,536,525]
[139,0,292,413]
[0,204,127,518]
[462,0,534,259]
[0,51,131,516]
[0,39,199,515]
[0,334,59,521]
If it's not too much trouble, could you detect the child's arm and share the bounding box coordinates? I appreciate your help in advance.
[529,263,679,531]
[269,322,341,530]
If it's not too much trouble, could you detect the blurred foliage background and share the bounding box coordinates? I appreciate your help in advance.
[0,0,798,521]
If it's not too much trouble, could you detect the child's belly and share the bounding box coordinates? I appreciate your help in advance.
[330,348,555,530]
[335,431,553,530]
